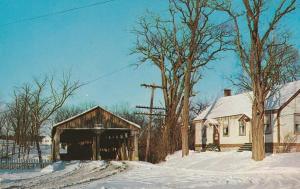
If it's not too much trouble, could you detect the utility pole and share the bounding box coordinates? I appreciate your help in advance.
[136,83,165,162]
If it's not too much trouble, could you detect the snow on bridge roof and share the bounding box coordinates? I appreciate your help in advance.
[195,80,300,121]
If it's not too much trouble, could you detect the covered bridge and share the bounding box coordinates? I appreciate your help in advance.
[52,106,140,161]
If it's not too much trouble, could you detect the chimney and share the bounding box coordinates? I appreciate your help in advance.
[224,89,231,97]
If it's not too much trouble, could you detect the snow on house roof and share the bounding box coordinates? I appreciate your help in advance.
[265,80,300,110]
[195,80,300,121]
[203,118,220,126]
[195,92,253,121]
[53,106,141,129]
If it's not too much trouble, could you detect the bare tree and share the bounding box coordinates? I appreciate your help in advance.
[8,85,33,159]
[0,111,7,158]
[111,103,167,162]
[9,73,80,165]
[0,110,15,159]
[190,98,209,119]
[133,12,185,156]
[29,73,80,166]
[133,0,230,157]
[215,0,298,160]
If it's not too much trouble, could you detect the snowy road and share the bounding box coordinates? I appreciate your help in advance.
[1,151,300,189]
[0,161,127,189]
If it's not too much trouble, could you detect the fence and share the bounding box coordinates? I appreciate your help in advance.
[0,140,15,159]
[0,159,52,170]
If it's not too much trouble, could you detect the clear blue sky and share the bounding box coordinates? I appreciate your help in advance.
[0,0,299,109]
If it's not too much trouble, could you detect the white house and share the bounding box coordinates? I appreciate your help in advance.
[194,80,300,153]
[42,135,52,145]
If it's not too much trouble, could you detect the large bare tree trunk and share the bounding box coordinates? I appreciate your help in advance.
[163,120,171,155]
[216,0,296,161]
[251,101,265,161]
[163,115,179,155]
[182,66,191,157]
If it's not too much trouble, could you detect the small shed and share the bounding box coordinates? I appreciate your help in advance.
[51,106,140,161]
[41,135,52,145]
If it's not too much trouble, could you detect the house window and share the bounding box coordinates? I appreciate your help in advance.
[239,121,246,136]
[295,115,300,134]
[295,124,300,134]
[264,114,272,134]
[223,118,229,137]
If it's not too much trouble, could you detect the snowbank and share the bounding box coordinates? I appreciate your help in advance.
[1,151,300,189]
[0,161,111,188]
[41,161,82,173]
[78,151,300,189]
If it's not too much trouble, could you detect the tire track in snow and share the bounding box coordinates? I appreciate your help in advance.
[1,161,127,189]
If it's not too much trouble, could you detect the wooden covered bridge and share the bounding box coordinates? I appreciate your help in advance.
[51,106,140,161]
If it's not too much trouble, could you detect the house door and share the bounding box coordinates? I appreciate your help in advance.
[213,125,220,145]
[201,126,207,149]
[249,126,252,143]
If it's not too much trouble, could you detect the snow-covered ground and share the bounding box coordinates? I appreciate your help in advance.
[0,161,127,189]
[1,151,300,189]
[0,140,52,160]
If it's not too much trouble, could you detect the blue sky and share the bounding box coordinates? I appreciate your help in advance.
[0,0,299,109]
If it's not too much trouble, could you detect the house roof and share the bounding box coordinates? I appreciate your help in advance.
[194,80,300,121]
[53,106,141,129]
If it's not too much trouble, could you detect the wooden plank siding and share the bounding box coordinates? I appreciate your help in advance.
[52,107,139,135]
[52,106,140,161]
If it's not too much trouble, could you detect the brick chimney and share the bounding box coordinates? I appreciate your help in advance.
[224,89,231,97]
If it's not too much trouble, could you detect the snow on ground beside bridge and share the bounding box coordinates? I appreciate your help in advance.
[75,151,300,189]
[0,139,52,160]
[0,161,125,189]
[0,161,81,185]
[1,151,300,189]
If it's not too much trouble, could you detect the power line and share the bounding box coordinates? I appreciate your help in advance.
[0,0,117,28]
[134,112,166,117]
[82,64,135,86]
[136,105,166,110]
[0,63,135,112]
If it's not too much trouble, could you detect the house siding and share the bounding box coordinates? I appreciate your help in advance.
[280,94,300,144]
[195,93,300,152]
[195,115,251,151]
[218,116,251,145]
[265,113,278,143]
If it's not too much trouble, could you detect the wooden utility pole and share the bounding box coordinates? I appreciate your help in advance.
[136,83,165,162]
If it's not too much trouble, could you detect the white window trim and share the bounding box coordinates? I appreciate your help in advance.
[239,120,246,136]
[223,117,229,137]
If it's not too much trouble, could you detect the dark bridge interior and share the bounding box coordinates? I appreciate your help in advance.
[59,128,131,161]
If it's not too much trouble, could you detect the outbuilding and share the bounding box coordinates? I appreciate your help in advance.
[41,135,52,145]
[51,106,140,161]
